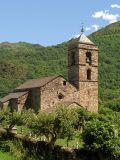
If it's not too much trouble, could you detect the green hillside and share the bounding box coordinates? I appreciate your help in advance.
[0,22,120,104]
[90,22,120,103]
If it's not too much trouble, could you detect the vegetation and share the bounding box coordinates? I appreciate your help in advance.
[0,105,120,159]
[0,22,120,105]
[20,106,78,148]
[0,151,18,160]
[0,109,23,132]
[0,21,120,159]
[82,120,120,155]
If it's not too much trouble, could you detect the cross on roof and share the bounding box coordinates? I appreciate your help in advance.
[81,25,84,34]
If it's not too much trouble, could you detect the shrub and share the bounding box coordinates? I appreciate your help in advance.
[82,120,120,156]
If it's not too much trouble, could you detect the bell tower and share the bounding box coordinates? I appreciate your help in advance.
[68,34,98,112]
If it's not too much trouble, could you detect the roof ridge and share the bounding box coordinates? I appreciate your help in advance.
[0,91,28,103]
[15,75,63,90]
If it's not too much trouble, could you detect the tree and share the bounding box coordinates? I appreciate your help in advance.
[82,120,120,156]
[0,109,23,132]
[26,106,78,148]
[56,106,78,147]
[76,108,98,132]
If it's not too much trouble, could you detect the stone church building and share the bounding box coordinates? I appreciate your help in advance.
[0,34,98,112]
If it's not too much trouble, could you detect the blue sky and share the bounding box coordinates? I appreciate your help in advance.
[0,0,120,46]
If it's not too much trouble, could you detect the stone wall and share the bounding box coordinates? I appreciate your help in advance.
[17,93,28,112]
[9,99,18,111]
[68,41,98,112]
[30,88,41,112]
[79,82,98,112]
[68,65,79,88]
[40,76,79,112]
[0,101,9,110]
[25,88,41,112]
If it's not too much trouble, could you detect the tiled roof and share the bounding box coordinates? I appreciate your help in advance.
[15,76,59,90]
[0,91,28,103]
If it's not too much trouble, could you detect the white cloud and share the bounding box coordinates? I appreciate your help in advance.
[92,10,119,23]
[111,4,120,9]
[85,27,91,31]
[92,25,100,31]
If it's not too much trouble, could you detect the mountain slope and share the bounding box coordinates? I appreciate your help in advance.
[0,22,120,104]
[0,41,68,97]
[90,22,120,102]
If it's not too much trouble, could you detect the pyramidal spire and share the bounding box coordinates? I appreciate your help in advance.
[75,25,94,45]
[77,34,94,45]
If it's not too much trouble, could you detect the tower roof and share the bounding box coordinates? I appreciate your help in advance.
[72,34,94,45]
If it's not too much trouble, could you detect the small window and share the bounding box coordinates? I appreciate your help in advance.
[63,81,66,86]
[71,52,75,65]
[86,52,92,65]
[87,69,91,80]
[88,90,90,95]
[58,93,64,99]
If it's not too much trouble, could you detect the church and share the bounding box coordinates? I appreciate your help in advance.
[0,34,98,113]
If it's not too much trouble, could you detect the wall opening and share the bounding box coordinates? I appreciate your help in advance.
[71,52,75,65]
[58,93,64,100]
[63,81,66,86]
[86,52,92,65]
[87,69,91,80]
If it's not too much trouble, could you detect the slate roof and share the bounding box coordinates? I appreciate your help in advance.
[15,76,59,91]
[73,34,94,45]
[0,91,28,103]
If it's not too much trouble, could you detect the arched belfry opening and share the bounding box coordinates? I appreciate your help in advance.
[86,52,92,65]
[87,69,91,80]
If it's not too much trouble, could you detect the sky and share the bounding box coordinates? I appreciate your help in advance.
[0,0,120,46]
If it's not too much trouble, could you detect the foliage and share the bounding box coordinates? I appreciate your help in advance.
[104,100,120,112]
[0,151,19,160]
[0,109,23,131]
[23,107,78,148]
[82,120,120,155]
[80,105,120,156]
[0,22,120,104]
[0,105,120,159]
[2,140,26,160]
[56,106,78,146]
[75,108,99,131]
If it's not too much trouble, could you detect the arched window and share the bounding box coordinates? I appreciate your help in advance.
[71,52,75,65]
[86,52,92,65]
[87,69,91,80]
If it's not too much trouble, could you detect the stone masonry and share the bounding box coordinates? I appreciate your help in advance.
[68,34,98,112]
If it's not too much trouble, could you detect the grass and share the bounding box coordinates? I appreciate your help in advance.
[0,151,19,160]
[16,125,30,135]
[56,133,84,149]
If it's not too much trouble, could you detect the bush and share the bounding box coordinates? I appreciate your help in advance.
[82,120,120,156]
